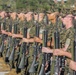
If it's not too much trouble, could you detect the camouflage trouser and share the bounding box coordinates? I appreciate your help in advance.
[2,39,8,59]
[36,53,43,75]
[64,64,73,75]
[20,44,42,75]
[3,38,11,62]
[27,45,43,75]
[2,45,7,60]
[17,44,32,75]
[8,48,18,69]
[27,44,34,71]
[14,46,21,71]
[9,61,15,69]
[64,59,73,75]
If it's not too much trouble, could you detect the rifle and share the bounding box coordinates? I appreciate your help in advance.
[5,21,12,63]
[29,15,40,74]
[0,19,6,57]
[73,25,76,75]
[18,27,27,69]
[39,13,51,75]
[60,43,66,75]
[60,39,70,75]
[39,29,48,75]
[15,26,28,73]
[9,23,18,69]
[51,16,60,75]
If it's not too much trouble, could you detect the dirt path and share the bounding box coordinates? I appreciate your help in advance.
[0,58,10,75]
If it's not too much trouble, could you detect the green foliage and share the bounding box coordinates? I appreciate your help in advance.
[0,0,75,12]
[16,0,54,12]
[0,0,16,11]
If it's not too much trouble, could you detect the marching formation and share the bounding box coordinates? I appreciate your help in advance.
[0,10,76,75]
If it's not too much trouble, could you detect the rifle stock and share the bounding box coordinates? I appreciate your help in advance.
[39,29,48,75]
[29,21,40,73]
[9,23,17,69]
[19,27,27,69]
[51,16,60,75]
[5,22,12,62]
[0,20,6,56]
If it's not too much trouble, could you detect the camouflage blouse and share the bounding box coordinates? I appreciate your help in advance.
[60,26,75,75]
[60,26,75,53]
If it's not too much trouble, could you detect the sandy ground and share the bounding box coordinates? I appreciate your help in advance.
[0,72,9,75]
[0,58,10,75]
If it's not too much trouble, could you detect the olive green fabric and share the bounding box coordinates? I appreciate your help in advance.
[48,19,63,41]
[29,26,35,37]
[60,26,75,75]
[60,26,75,52]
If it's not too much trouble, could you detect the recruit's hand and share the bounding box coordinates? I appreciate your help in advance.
[69,60,76,71]
[12,34,23,38]
[1,30,6,34]
[34,37,39,41]
[34,37,41,43]
[8,32,12,36]
[42,47,53,53]
[22,38,29,43]
[53,49,65,56]
[12,34,18,38]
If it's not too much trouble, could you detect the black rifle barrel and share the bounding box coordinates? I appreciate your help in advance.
[39,30,48,75]
[73,29,76,75]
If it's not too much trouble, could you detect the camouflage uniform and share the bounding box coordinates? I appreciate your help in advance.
[17,19,26,33]
[47,19,63,48]
[18,20,35,75]
[2,17,12,61]
[26,20,35,74]
[48,18,63,37]
[28,20,45,75]
[48,19,74,75]
[8,17,20,70]
[48,23,56,40]
[0,18,7,56]
[60,26,75,75]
